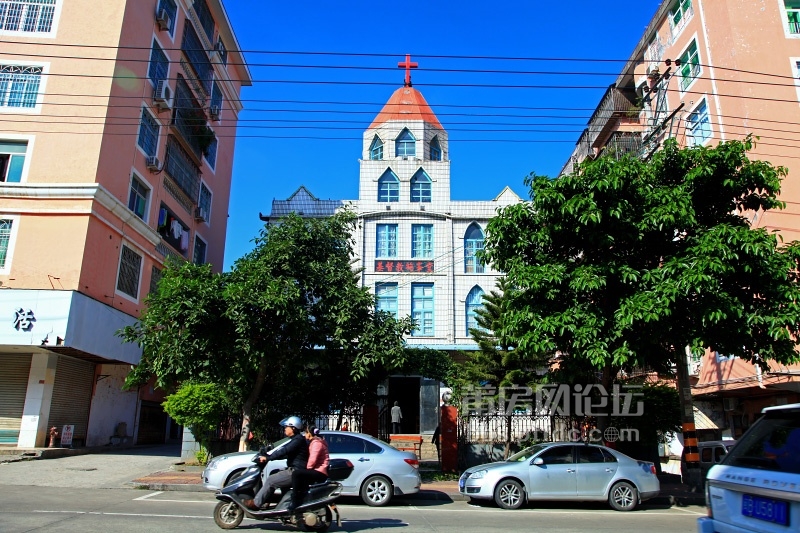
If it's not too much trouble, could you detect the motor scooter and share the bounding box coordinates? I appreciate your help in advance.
[213,453,353,531]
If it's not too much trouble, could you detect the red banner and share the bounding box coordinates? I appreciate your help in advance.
[374,260,434,273]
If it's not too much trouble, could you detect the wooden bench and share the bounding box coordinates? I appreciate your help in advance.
[389,434,423,459]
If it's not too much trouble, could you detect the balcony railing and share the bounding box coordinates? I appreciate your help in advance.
[604,131,643,160]
[586,85,639,148]
[181,23,212,96]
[788,10,800,34]
[165,135,201,203]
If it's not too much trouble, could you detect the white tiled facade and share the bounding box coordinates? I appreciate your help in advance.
[268,86,520,350]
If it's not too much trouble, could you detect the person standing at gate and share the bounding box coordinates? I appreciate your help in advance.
[391,401,402,434]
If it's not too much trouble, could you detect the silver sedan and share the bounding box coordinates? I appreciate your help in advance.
[202,431,421,506]
[459,442,660,511]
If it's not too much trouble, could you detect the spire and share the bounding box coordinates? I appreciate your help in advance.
[397,54,418,87]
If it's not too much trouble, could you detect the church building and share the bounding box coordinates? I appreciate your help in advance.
[263,57,520,434]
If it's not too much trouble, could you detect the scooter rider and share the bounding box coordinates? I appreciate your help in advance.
[243,416,308,511]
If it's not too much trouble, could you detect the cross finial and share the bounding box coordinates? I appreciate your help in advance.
[398,54,418,87]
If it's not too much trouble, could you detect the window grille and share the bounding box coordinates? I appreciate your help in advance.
[137,108,159,157]
[165,134,201,201]
[128,176,149,220]
[157,0,177,35]
[192,236,206,264]
[149,265,162,295]
[181,22,212,95]
[117,245,142,298]
[0,218,12,269]
[204,134,217,169]
[0,64,42,108]
[192,0,214,42]
[198,183,212,217]
[147,41,169,85]
[0,0,56,33]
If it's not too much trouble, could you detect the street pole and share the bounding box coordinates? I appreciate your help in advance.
[676,347,701,490]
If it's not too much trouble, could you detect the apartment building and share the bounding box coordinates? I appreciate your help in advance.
[264,68,520,433]
[0,0,251,448]
[560,0,800,438]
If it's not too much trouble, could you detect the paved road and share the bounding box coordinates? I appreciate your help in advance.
[0,445,181,489]
[0,485,702,533]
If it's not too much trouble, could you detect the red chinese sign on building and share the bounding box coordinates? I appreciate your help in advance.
[374,260,434,273]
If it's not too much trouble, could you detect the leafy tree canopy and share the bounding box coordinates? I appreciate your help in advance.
[483,137,800,380]
[121,209,413,450]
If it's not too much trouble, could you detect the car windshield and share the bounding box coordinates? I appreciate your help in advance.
[723,414,800,474]
[267,437,290,451]
[506,444,549,462]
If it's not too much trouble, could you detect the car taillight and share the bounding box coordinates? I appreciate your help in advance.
[404,458,419,469]
[705,483,713,518]
[650,465,657,475]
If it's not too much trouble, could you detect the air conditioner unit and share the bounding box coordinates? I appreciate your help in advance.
[155,9,171,32]
[153,80,172,111]
[646,62,660,79]
[209,105,220,121]
[688,361,701,376]
[194,206,208,222]
[146,156,160,172]
[723,398,738,412]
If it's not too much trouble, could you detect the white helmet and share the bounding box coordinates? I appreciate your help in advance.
[280,416,303,431]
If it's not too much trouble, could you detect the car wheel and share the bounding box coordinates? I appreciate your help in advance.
[493,479,525,510]
[224,469,244,487]
[213,501,243,529]
[608,481,638,511]
[361,475,392,506]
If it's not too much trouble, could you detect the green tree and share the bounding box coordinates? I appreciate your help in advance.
[461,277,548,457]
[483,137,800,425]
[162,382,228,462]
[122,210,412,451]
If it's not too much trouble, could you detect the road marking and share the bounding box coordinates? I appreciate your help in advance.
[34,510,209,520]
[669,506,706,516]
[394,506,697,516]
[138,497,214,504]
[133,491,163,501]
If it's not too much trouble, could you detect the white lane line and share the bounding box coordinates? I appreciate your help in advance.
[138,498,215,504]
[34,510,209,520]
[133,491,163,501]
[382,506,696,516]
[670,507,706,516]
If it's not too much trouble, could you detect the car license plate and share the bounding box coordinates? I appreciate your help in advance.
[741,494,789,526]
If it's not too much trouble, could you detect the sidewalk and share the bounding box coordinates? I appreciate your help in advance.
[130,470,705,506]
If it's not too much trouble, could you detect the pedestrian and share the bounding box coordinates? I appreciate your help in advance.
[391,401,402,434]
[341,420,349,432]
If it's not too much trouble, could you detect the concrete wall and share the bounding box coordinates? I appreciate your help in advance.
[86,363,139,447]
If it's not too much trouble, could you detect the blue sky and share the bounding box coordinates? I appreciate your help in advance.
[222,1,662,270]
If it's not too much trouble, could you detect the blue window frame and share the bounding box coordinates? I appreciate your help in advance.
[0,219,13,269]
[147,40,169,85]
[412,224,433,258]
[157,0,177,35]
[376,224,397,258]
[376,283,398,318]
[0,141,27,183]
[411,283,434,336]
[369,136,383,160]
[466,286,484,336]
[137,108,159,157]
[0,65,42,108]
[377,169,399,202]
[464,223,485,273]
[687,99,711,146]
[395,129,416,158]
[204,134,218,169]
[430,136,442,161]
[410,169,432,203]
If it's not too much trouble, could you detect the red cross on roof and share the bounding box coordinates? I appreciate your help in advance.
[398,54,418,87]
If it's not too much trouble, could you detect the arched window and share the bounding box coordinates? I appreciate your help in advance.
[369,135,383,160]
[464,223,485,273]
[377,169,399,202]
[395,128,416,158]
[410,169,431,203]
[430,136,442,161]
[466,286,484,336]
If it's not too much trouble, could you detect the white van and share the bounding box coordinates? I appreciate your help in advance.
[698,403,800,533]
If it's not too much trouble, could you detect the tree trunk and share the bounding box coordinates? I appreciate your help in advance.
[596,365,615,437]
[238,356,269,452]
[675,346,701,490]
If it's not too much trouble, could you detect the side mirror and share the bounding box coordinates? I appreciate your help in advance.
[532,457,544,466]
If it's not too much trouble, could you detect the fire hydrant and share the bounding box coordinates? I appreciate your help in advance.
[48,426,58,448]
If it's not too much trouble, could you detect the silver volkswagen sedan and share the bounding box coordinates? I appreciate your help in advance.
[202,431,421,506]
[459,442,660,511]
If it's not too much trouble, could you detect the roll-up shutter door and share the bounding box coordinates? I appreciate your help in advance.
[0,354,32,443]
[47,356,94,446]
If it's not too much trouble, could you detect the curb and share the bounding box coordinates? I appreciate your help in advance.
[130,482,209,493]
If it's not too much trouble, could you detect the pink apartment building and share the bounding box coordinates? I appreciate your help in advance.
[0,0,251,448]
[561,0,800,438]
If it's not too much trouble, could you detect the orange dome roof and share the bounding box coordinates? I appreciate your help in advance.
[368,86,443,130]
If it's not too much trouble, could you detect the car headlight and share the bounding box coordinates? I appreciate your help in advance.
[469,469,489,479]
[205,459,219,471]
